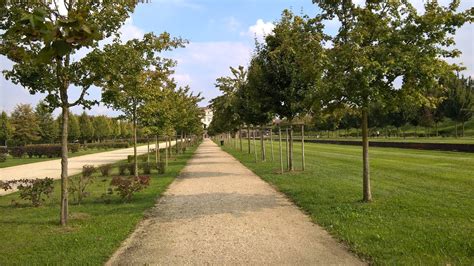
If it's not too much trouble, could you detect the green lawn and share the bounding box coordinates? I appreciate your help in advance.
[0,145,198,264]
[303,136,474,144]
[0,145,147,169]
[221,139,474,265]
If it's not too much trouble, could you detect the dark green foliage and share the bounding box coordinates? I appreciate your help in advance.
[109,175,151,202]
[0,153,6,162]
[156,161,166,174]
[118,164,128,176]
[0,178,54,207]
[141,163,152,175]
[99,164,112,177]
[82,165,96,177]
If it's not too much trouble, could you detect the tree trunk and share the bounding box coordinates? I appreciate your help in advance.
[301,124,305,171]
[155,135,159,164]
[362,108,372,202]
[147,136,150,163]
[260,127,266,162]
[435,122,439,137]
[279,126,283,173]
[239,126,243,152]
[288,123,294,171]
[286,128,289,170]
[270,128,274,162]
[462,122,465,137]
[253,127,257,162]
[60,105,69,226]
[247,127,251,154]
[133,111,138,178]
[165,136,169,167]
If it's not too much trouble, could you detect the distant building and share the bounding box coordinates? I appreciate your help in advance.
[201,107,213,138]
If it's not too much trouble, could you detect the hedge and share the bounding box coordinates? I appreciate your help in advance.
[8,144,81,158]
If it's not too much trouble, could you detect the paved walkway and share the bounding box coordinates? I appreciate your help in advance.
[107,139,364,265]
[0,141,176,195]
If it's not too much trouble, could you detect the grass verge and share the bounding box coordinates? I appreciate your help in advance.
[221,139,474,265]
[0,144,198,264]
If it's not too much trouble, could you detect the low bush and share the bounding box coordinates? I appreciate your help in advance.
[127,163,136,176]
[109,175,150,202]
[69,165,96,204]
[0,146,7,154]
[9,147,25,158]
[156,161,165,174]
[69,143,80,153]
[0,153,6,162]
[141,163,152,175]
[127,155,134,163]
[0,178,54,207]
[118,164,128,175]
[99,164,112,177]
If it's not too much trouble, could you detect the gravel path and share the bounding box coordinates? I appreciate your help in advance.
[107,139,364,265]
[0,141,176,195]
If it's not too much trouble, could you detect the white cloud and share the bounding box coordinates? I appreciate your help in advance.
[242,19,275,42]
[119,18,145,41]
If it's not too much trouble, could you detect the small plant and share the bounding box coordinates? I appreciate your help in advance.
[127,163,136,175]
[127,155,134,163]
[156,161,166,174]
[69,165,96,204]
[109,175,150,202]
[118,164,128,175]
[0,153,6,162]
[141,163,152,174]
[0,178,54,207]
[99,164,112,176]
[82,165,96,177]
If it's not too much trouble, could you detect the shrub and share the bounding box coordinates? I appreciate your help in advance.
[127,155,134,163]
[82,165,96,177]
[127,163,136,175]
[0,153,6,162]
[140,154,148,162]
[118,164,128,175]
[9,147,24,158]
[69,166,96,204]
[141,163,152,175]
[156,162,165,174]
[0,146,7,154]
[0,178,54,207]
[69,143,81,153]
[99,164,112,177]
[109,175,150,202]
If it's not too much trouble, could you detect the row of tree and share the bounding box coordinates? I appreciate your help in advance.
[1,1,204,225]
[0,103,138,146]
[209,1,473,202]
[313,75,473,138]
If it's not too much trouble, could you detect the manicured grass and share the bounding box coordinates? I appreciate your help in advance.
[221,139,474,265]
[0,145,147,168]
[305,136,474,144]
[0,145,198,264]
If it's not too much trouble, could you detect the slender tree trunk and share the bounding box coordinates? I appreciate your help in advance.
[60,105,69,226]
[462,122,465,137]
[362,108,372,202]
[147,136,150,163]
[181,132,184,153]
[301,124,305,171]
[165,136,169,167]
[279,126,283,173]
[286,128,289,170]
[247,127,251,154]
[155,135,159,164]
[270,127,274,162]
[260,127,266,161]
[288,123,294,171]
[435,122,439,137]
[239,126,243,152]
[133,111,138,178]
[253,127,257,163]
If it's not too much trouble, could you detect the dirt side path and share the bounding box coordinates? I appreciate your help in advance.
[107,139,364,265]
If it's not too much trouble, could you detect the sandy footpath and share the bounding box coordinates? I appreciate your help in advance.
[0,141,176,195]
[107,139,364,265]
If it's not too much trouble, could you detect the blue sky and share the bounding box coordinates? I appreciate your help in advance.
[0,0,472,116]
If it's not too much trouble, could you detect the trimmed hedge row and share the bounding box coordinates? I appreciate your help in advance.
[302,139,474,153]
[8,144,81,158]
